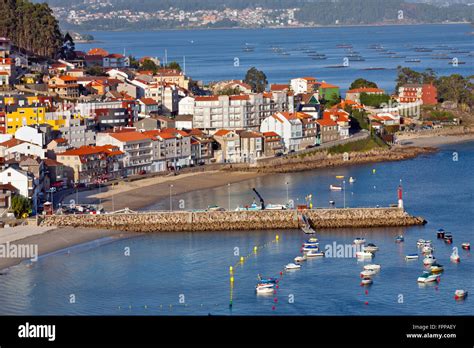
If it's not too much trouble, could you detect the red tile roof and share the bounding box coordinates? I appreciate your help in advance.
[316,119,338,127]
[263,131,280,137]
[214,129,232,137]
[195,96,219,102]
[139,98,158,105]
[109,132,151,142]
[0,138,24,148]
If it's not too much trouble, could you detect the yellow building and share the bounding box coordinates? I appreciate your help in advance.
[5,105,46,134]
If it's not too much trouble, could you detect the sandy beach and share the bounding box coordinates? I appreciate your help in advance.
[63,170,263,212]
[0,227,134,271]
[397,133,474,147]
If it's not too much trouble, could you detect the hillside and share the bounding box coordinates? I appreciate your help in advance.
[0,0,63,58]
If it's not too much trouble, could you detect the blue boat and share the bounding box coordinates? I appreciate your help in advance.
[257,275,277,284]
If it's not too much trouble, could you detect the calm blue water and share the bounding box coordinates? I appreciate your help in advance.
[0,142,472,315]
[77,25,474,93]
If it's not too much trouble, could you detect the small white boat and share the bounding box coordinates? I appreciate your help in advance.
[364,243,378,252]
[294,256,306,263]
[302,245,320,252]
[417,272,439,283]
[405,254,419,260]
[450,249,460,263]
[356,251,373,259]
[256,285,275,294]
[423,255,436,265]
[306,249,324,257]
[285,263,301,270]
[360,269,376,278]
[422,246,434,254]
[360,277,373,285]
[349,177,356,183]
[330,185,343,191]
[454,290,468,300]
[354,238,366,245]
[363,264,381,271]
[303,241,319,247]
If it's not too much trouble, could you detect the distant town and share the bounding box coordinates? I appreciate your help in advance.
[0,33,470,218]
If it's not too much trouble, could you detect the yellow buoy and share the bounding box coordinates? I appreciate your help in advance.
[254,246,258,253]
[372,169,376,174]
[240,256,244,263]
[229,266,233,274]
[230,276,234,283]
[276,235,280,241]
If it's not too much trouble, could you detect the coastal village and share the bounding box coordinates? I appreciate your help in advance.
[0,35,466,218]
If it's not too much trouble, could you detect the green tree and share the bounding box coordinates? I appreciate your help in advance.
[436,74,474,108]
[165,61,182,71]
[11,195,32,219]
[128,55,140,69]
[85,66,106,76]
[244,67,268,93]
[349,78,378,90]
[141,59,159,73]
[216,86,241,96]
[359,93,391,108]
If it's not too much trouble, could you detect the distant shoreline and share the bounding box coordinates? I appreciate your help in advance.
[71,21,471,35]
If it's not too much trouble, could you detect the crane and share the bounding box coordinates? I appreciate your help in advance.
[252,188,265,210]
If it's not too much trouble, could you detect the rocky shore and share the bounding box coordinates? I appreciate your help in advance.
[41,208,426,232]
[223,146,436,174]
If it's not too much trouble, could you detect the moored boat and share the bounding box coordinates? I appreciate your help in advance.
[294,256,307,263]
[450,248,460,263]
[417,272,439,283]
[444,233,453,244]
[454,290,468,300]
[363,264,381,271]
[364,243,379,252]
[360,277,373,285]
[302,245,319,252]
[405,254,419,260]
[360,269,376,278]
[285,263,301,270]
[307,237,318,243]
[330,185,343,191]
[356,251,373,259]
[306,249,324,257]
[461,242,470,250]
[436,229,445,239]
[395,235,404,243]
[353,237,366,245]
[349,177,356,183]
[423,255,436,265]
[256,284,275,294]
[430,263,444,274]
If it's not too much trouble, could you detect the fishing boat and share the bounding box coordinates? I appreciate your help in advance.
[430,264,444,274]
[454,290,468,300]
[405,254,419,260]
[363,264,381,272]
[423,255,437,265]
[306,249,324,257]
[330,185,343,191]
[360,269,377,278]
[436,229,445,239]
[349,177,356,183]
[285,263,301,270]
[354,237,366,245]
[461,242,470,250]
[356,251,373,259]
[395,235,404,243]
[294,256,307,263]
[450,249,460,263]
[365,243,379,252]
[417,271,439,283]
[360,277,373,285]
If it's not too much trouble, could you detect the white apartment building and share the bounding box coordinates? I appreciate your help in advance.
[193,91,294,130]
[260,112,303,152]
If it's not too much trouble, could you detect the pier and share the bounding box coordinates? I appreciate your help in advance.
[41,207,426,232]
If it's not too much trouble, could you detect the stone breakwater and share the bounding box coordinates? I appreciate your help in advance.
[41,208,426,232]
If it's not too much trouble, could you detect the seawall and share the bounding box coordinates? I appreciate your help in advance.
[40,207,426,232]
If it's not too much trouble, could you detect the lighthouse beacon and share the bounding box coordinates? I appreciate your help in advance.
[398,181,404,210]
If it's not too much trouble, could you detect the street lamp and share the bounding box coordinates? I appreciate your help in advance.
[48,187,56,214]
[343,180,346,209]
[227,183,231,211]
[169,184,174,211]
[286,182,289,205]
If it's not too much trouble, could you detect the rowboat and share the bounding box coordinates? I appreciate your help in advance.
[405,254,419,260]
